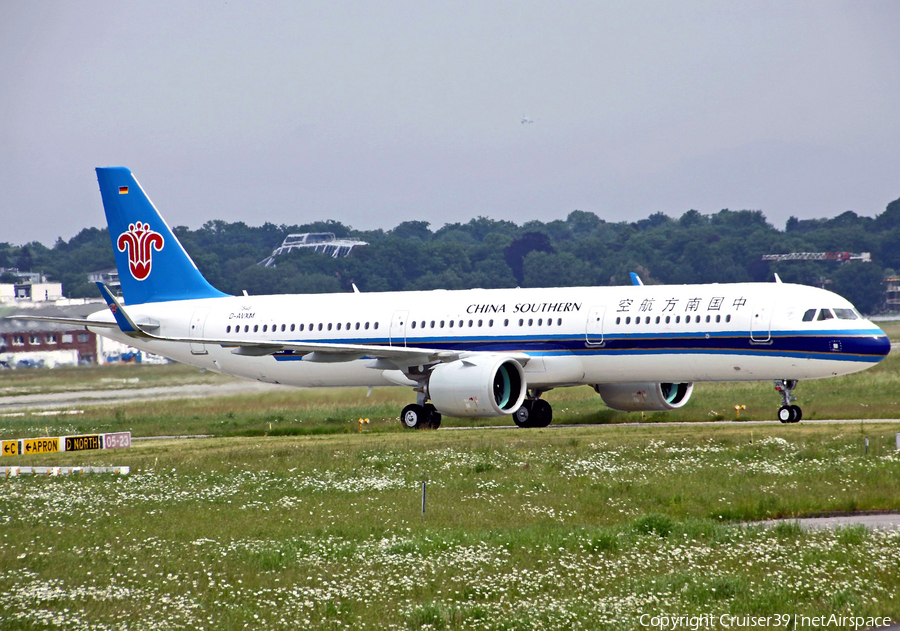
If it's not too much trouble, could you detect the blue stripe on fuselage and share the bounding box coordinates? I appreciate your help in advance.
[266,331,890,364]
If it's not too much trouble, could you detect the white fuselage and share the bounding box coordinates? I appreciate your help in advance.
[88,282,890,389]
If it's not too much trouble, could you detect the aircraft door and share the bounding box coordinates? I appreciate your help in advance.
[585,305,605,345]
[189,308,210,355]
[750,299,775,343]
[390,310,409,347]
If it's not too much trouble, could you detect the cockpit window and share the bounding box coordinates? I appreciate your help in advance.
[802,309,816,322]
[834,308,859,320]
[817,309,834,321]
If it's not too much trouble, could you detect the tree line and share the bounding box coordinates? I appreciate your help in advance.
[2,197,899,314]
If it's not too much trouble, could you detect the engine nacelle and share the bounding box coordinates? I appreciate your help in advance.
[593,382,694,411]
[428,356,527,417]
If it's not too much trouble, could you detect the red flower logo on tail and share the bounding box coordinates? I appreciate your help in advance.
[117,222,164,281]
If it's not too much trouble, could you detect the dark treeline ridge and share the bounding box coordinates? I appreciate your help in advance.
[3,197,900,313]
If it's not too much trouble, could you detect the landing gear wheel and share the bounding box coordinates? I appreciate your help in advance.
[424,403,442,429]
[401,404,428,430]
[774,380,802,424]
[531,399,552,427]
[778,406,793,423]
[513,399,553,428]
[513,400,533,428]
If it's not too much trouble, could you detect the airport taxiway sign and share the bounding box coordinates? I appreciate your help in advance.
[23,438,60,455]
[2,440,19,457]
[64,435,102,452]
[103,432,131,449]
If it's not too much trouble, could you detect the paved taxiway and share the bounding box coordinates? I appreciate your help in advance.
[0,380,287,414]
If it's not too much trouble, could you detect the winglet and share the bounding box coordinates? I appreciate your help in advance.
[95,282,147,337]
[629,272,644,286]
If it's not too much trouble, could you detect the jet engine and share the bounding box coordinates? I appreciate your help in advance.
[428,356,527,417]
[593,382,693,411]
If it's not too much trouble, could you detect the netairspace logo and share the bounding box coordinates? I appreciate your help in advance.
[639,613,894,630]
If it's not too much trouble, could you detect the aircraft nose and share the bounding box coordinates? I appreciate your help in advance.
[873,329,892,358]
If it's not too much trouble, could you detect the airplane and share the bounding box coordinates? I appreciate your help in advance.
[13,167,891,428]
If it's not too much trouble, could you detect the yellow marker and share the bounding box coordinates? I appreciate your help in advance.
[23,438,60,455]
[734,404,746,419]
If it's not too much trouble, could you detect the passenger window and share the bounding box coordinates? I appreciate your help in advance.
[726,315,731,323]
[675,316,681,324]
[336,323,341,331]
[489,320,493,327]
[705,315,710,323]
[537,318,543,326]
[468,320,473,327]
[374,322,379,329]
[504,319,509,326]
[616,317,621,325]
[226,325,231,333]
[458,320,463,327]
[449,320,454,328]
[646,316,651,324]
[557,318,562,325]
[817,309,834,321]
[411,321,416,329]
[318,323,323,331]
[528,319,533,326]
[665,316,670,324]
[440,321,445,328]
[244,325,249,333]
[478,319,483,327]
[802,309,817,322]
[355,323,360,330]
[365,322,370,330]
[328,323,333,331]
[430,321,435,328]
[715,315,721,323]
[626,317,631,324]
[655,316,660,324]
[263,325,268,332]
[254,325,259,333]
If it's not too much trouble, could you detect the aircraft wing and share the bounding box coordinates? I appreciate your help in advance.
[93,283,529,368]
[5,315,120,328]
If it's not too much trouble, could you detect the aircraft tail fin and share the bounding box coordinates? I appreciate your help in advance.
[95,167,228,304]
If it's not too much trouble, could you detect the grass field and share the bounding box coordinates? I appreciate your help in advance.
[2,424,899,629]
[1,336,899,629]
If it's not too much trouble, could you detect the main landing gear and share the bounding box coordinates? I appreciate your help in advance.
[400,391,441,430]
[400,402,442,430]
[513,391,552,428]
[774,379,802,423]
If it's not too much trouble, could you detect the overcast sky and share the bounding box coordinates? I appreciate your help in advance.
[2,1,899,246]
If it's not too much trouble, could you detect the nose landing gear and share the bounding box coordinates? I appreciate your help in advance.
[774,380,802,423]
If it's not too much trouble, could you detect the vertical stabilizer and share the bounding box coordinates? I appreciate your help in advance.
[96,167,228,304]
